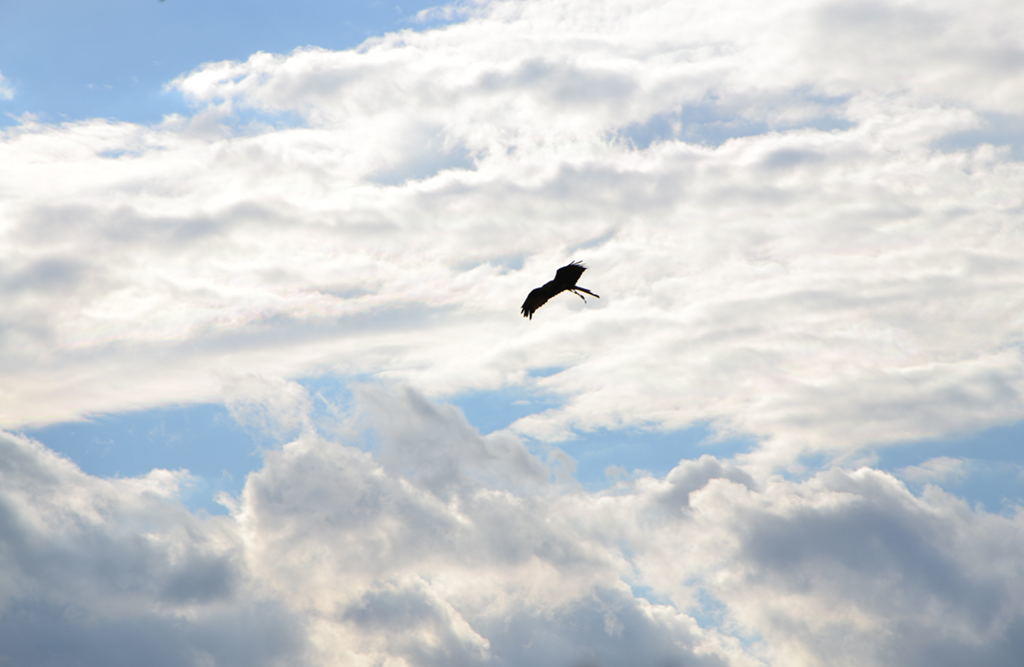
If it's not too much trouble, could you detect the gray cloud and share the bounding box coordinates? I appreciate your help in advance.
[1,255,93,295]
[0,431,306,666]
[671,468,1024,666]
[0,597,301,667]
[4,385,1024,665]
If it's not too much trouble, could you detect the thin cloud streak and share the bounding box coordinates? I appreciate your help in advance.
[0,72,13,101]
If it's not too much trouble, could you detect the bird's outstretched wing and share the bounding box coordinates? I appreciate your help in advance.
[553,261,586,287]
[521,283,558,319]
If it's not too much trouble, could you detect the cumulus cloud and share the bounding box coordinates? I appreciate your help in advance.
[3,387,1024,666]
[0,431,304,666]
[702,473,1024,666]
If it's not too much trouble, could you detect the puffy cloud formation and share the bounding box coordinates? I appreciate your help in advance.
[2,386,1023,666]
[1,0,1022,468]
[0,430,303,666]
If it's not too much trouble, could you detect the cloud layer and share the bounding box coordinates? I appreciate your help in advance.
[5,3,1024,661]
[4,0,1024,468]
[3,385,1023,665]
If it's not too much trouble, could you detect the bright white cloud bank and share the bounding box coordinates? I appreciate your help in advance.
[2,0,1023,461]
[4,0,1024,663]
[3,385,1024,666]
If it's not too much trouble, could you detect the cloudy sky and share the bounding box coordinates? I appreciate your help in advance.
[3,0,1024,664]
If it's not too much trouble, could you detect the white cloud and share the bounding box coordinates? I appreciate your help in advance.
[3,387,1023,665]
[4,0,1024,467]
[0,72,13,101]
[224,374,315,441]
[898,456,967,484]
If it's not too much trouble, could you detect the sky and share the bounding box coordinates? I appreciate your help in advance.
[2,0,1024,665]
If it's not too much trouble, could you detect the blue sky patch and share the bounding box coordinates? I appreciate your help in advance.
[0,0,446,126]
[450,385,564,434]
[875,420,1024,513]
[550,423,756,490]
[22,403,263,514]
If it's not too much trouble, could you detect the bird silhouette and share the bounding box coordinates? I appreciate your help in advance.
[521,261,600,319]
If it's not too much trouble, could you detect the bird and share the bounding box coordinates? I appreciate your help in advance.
[521,261,600,319]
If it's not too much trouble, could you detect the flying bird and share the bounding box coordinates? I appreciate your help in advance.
[521,261,600,319]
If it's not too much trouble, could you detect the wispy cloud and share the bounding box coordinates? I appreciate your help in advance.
[898,456,967,484]
[0,72,14,100]
[4,0,1024,465]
